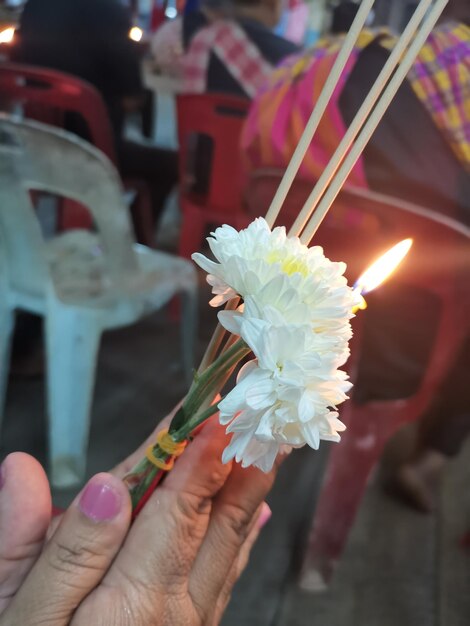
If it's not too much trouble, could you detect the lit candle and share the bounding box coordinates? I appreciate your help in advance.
[352,238,413,313]
[0,27,15,45]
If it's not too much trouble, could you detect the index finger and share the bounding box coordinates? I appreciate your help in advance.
[100,417,232,598]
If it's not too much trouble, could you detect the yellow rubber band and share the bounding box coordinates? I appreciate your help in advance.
[146,429,187,472]
[145,448,175,471]
[157,429,187,456]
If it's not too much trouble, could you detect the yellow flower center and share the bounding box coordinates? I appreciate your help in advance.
[266,251,309,277]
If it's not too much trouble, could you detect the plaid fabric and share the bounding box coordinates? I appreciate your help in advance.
[242,30,384,186]
[408,23,470,172]
[243,24,470,180]
[182,20,273,97]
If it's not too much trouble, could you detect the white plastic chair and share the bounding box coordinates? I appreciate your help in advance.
[0,115,198,488]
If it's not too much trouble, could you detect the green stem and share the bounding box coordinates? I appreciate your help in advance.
[169,339,250,435]
[174,402,220,440]
[184,339,249,416]
[125,338,251,511]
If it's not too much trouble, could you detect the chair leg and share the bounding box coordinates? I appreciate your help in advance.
[45,304,101,488]
[178,212,206,259]
[299,421,386,591]
[127,181,156,248]
[0,306,14,432]
[180,283,198,386]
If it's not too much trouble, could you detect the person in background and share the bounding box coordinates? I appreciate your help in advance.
[151,0,299,98]
[331,0,360,34]
[11,0,178,226]
[390,337,470,512]
[279,0,309,45]
[242,0,470,512]
[352,1,470,513]
[152,0,298,195]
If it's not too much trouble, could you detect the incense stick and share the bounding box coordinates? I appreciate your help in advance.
[198,297,239,373]
[287,0,434,238]
[300,0,448,245]
[263,0,376,228]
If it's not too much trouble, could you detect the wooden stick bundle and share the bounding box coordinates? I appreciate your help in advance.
[287,0,435,238]
[298,0,449,244]
[264,0,376,228]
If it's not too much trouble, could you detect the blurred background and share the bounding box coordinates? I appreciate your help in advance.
[0,0,469,624]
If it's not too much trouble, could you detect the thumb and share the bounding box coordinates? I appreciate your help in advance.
[0,453,51,614]
[2,473,131,626]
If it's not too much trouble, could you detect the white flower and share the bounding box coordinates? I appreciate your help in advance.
[220,292,352,366]
[192,218,358,347]
[192,218,356,472]
[192,217,355,307]
[219,321,351,472]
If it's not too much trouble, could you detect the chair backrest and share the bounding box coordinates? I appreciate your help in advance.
[246,169,470,427]
[247,169,470,283]
[177,93,250,214]
[0,63,117,163]
[0,115,137,300]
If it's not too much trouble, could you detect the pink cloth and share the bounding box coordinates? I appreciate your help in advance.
[182,20,273,96]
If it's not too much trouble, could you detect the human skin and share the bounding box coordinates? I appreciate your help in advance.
[0,413,276,626]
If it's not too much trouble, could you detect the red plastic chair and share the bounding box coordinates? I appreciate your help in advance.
[150,0,169,31]
[177,93,251,258]
[247,170,470,589]
[0,62,155,245]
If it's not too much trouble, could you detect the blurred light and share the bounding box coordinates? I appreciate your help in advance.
[355,238,413,295]
[129,26,143,42]
[165,7,178,18]
[0,27,15,44]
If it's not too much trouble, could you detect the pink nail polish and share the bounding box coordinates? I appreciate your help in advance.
[257,502,272,529]
[0,463,4,490]
[79,478,121,522]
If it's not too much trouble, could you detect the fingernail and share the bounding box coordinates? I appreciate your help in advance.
[0,463,4,490]
[257,502,272,529]
[79,478,121,522]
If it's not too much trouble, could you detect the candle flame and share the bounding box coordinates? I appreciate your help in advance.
[129,26,143,42]
[0,27,15,44]
[355,238,413,294]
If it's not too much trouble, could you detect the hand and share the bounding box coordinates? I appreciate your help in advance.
[0,416,276,625]
[0,406,180,611]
